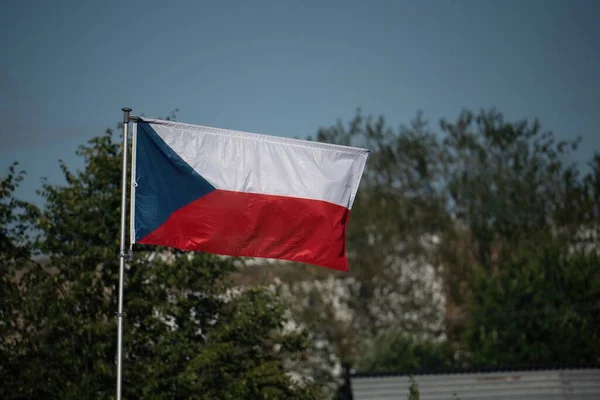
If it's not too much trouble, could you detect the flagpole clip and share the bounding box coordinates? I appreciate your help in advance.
[118,251,134,261]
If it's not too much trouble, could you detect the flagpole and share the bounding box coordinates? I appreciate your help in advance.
[116,107,131,400]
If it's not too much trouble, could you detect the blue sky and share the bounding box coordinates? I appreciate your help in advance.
[1,0,599,205]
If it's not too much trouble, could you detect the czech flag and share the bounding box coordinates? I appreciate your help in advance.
[132,119,368,271]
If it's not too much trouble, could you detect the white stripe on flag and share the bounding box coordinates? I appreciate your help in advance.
[145,119,369,209]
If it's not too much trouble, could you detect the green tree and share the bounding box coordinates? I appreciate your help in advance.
[0,163,38,264]
[0,162,41,387]
[438,109,600,364]
[407,377,420,400]
[0,120,322,399]
[463,244,600,366]
[437,109,594,337]
[283,108,600,390]
[359,334,454,374]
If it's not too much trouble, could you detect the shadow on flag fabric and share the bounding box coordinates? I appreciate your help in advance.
[133,119,369,271]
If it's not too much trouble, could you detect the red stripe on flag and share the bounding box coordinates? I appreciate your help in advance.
[138,190,350,271]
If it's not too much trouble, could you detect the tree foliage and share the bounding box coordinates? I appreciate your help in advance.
[282,108,600,391]
[359,335,453,374]
[0,163,39,263]
[0,163,40,396]
[438,109,600,358]
[463,245,600,366]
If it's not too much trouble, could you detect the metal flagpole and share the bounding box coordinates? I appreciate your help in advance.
[116,107,131,400]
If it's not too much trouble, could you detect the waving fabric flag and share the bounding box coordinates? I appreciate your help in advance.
[133,119,368,271]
